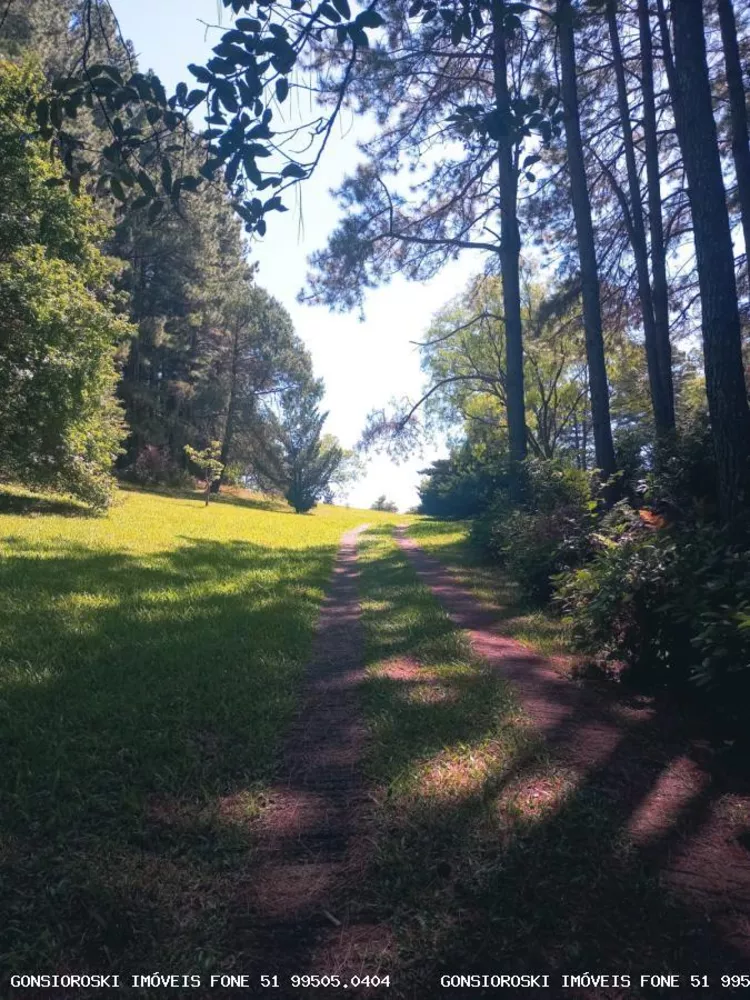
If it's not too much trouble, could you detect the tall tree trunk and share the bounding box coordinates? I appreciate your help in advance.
[607,0,674,434]
[638,0,674,431]
[671,0,750,520]
[212,326,241,493]
[717,0,750,290]
[491,0,527,497]
[557,0,617,486]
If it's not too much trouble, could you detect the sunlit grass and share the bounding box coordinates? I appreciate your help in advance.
[407,517,574,659]
[0,483,403,972]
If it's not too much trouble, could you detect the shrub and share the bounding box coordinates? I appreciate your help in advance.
[371,495,398,512]
[472,459,596,601]
[555,513,750,725]
[417,453,508,518]
[647,413,718,520]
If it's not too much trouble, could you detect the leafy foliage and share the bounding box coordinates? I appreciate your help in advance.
[24,0,389,233]
[371,494,398,512]
[0,62,129,509]
[184,441,224,504]
[473,459,596,601]
[417,451,507,519]
[129,445,193,489]
[556,510,750,725]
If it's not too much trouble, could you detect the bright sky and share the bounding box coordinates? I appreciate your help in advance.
[112,0,482,510]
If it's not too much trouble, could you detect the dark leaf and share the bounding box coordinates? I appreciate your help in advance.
[349,24,369,47]
[264,195,287,212]
[355,9,384,28]
[276,77,289,102]
[226,151,242,186]
[137,170,158,197]
[281,162,307,178]
[148,199,164,223]
[188,64,213,84]
[319,2,341,22]
[186,89,206,107]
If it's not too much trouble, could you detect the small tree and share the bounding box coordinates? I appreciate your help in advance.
[371,495,398,513]
[184,443,224,506]
[251,389,346,513]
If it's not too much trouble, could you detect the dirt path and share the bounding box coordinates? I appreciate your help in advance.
[239,525,390,983]
[396,527,750,969]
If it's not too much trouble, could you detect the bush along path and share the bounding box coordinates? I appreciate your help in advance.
[239,524,392,984]
[395,525,750,978]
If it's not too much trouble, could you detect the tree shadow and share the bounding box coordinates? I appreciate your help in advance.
[0,533,339,974]
[116,482,295,515]
[0,486,94,518]
[350,539,750,997]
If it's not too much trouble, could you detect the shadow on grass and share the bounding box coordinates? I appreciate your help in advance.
[0,533,338,972]
[116,481,294,515]
[0,487,94,518]
[408,520,575,659]
[355,533,750,996]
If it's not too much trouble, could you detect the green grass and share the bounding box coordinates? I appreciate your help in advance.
[356,527,713,993]
[0,492,723,986]
[0,484,402,973]
[407,517,574,659]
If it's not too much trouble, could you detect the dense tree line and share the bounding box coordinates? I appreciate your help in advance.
[0,62,127,507]
[0,1,351,509]
[303,0,748,722]
[20,0,748,515]
[301,0,748,514]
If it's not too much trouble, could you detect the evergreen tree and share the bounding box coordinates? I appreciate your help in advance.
[250,388,346,513]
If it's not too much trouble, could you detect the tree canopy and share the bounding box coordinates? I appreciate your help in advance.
[0,61,128,508]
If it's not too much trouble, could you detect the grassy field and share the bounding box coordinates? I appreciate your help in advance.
[0,484,400,973]
[405,518,574,659]
[1,492,717,988]
[355,527,719,993]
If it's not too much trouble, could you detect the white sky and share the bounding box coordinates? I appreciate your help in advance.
[113,0,482,510]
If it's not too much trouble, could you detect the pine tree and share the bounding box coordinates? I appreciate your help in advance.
[556,0,617,484]
[251,388,345,513]
[671,0,750,519]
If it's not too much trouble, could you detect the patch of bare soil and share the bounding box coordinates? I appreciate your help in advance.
[233,526,393,990]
